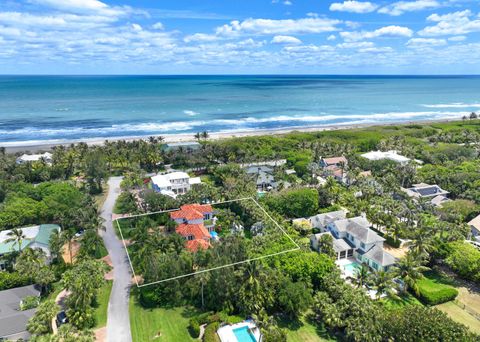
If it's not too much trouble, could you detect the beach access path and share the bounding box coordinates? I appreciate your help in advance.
[100,176,133,342]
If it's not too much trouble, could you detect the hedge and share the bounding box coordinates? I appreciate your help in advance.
[203,322,220,342]
[0,272,32,291]
[189,318,200,338]
[417,286,458,305]
[416,272,458,305]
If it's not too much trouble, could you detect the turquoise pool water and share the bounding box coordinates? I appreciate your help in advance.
[344,261,362,274]
[233,326,256,342]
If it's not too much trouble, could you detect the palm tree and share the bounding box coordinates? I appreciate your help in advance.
[195,271,211,309]
[351,264,371,288]
[194,132,201,141]
[392,253,429,296]
[61,228,77,264]
[201,131,209,140]
[371,270,399,300]
[6,228,26,253]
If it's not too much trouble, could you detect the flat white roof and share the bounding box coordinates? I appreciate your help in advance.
[0,226,39,244]
[360,150,410,163]
[151,172,190,187]
[189,177,201,185]
[17,152,52,162]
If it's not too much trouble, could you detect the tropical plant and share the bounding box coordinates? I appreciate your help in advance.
[392,253,429,296]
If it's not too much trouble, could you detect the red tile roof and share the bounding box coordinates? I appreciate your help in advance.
[186,239,210,252]
[323,156,347,165]
[170,204,213,221]
[176,223,210,240]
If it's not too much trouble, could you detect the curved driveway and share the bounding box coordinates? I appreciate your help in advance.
[100,177,133,342]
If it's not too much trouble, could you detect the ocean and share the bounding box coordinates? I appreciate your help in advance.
[1,75,480,146]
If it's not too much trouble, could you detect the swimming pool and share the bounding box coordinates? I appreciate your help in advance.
[343,261,362,277]
[232,326,257,342]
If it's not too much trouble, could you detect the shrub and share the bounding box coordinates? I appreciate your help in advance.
[188,318,200,338]
[416,272,458,305]
[20,295,40,310]
[203,322,220,342]
[445,241,480,281]
[417,286,458,305]
[0,272,31,291]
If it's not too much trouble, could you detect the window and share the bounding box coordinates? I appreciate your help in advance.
[360,242,365,249]
[372,262,378,270]
[187,235,194,241]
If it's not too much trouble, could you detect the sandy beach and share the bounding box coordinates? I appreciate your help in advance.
[2,117,461,154]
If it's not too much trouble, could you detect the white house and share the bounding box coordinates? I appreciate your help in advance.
[16,152,53,165]
[151,171,201,198]
[360,150,410,164]
[309,211,396,272]
[0,224,60,270]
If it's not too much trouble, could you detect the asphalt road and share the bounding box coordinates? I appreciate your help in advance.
[100,177,133,342]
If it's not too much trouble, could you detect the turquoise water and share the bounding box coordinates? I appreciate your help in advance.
[1,75,480,145]
[344,261,362,274]
[233,326,257,342]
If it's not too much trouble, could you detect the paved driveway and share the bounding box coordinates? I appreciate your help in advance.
[100,177,133,342]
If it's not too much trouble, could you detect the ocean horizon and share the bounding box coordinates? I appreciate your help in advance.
[1,75,480,146]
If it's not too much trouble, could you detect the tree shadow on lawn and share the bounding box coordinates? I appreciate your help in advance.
[277,313,335,340]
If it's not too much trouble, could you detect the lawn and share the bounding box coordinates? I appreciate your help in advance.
[279,314,336,342]
[129,295,197,342]
[436,301,480,335]
[94,280,113,328]
[382,293,422,310]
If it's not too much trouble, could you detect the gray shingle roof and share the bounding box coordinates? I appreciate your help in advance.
[333,217,384,244]
[309,210,347,228]
[246,166,274,174]
[363,245,396,267]
[0,285,40,337]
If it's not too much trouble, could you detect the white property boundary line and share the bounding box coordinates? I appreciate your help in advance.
[115,196,301,287]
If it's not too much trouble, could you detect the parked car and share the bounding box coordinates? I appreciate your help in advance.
[56,311,68,326]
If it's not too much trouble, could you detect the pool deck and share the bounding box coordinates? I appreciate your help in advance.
[336,257,360,278]
[217,321,261,342]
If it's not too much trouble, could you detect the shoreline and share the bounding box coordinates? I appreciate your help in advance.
[2,117,463,153]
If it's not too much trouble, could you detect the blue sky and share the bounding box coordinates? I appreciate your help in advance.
[0,0,479,74]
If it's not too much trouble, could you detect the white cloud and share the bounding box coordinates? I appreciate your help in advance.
[216,17,342,36]
[378,0,440,16]
[406,37,447,48]
[327,34,337,41]
[341,25,413,41]
[330,1,378,14]
[184,33,219,43]
[152,22,164,30]
[448,35,466,42]
[283,1,293,5]
[337,41,374,48]
[131,23,142,31]
[29,0,128,17]
[271,35,302,44]
[419,10,480,36]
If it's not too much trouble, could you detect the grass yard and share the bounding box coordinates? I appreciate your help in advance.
[382,293,422,310]
[94,280,113,328]
[436,301,480,335]
[279,314,335,342]
[129,295,197,342]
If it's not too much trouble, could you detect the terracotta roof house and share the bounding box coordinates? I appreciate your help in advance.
[170,204,215,252]
[319,156,348,184]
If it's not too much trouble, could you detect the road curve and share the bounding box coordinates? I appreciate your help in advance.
[100,177,133,342]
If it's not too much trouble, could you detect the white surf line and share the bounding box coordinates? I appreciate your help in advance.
[115,219,140,287]
[115,196,300,287]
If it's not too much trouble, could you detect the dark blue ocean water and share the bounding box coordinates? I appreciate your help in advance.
[1,75,479,145]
